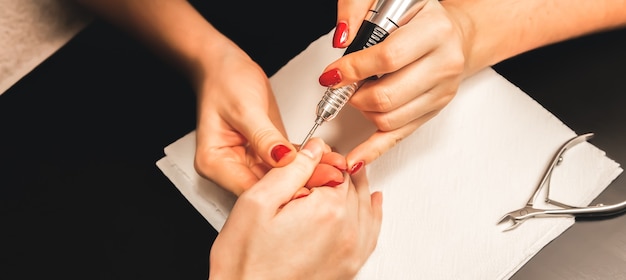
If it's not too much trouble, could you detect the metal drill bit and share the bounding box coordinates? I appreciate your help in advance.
[298,117,323,150]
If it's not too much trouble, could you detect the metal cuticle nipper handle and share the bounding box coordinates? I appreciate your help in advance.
[497,133,626,231]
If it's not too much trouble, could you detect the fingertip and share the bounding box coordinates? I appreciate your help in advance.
[300,137,325,160]
[371,191,383,225]
[332,21,349,48]
[372,191,383,207]
[269,142,297,167]
[347,133,393,172]
[320,151,347,171]
[292,187,311,200]
[336,0,372,47]
[348,160,365,175]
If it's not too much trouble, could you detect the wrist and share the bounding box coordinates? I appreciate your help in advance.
[187,33,241,89]
[441,1,479,77]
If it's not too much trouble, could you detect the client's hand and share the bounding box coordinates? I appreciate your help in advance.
[209,138,383,280]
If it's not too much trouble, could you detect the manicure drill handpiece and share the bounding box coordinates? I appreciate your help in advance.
[299,82,362,149]
[299,0,425,149]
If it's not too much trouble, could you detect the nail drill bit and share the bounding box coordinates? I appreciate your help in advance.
[299,0,425,149]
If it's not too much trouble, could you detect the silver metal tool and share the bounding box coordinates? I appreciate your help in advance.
[497,133,626,232]
[299,0,425,149]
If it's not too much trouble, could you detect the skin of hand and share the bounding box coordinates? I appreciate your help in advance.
[71,0,349,196]
[193,44,351,195]
[192,40,296,195]
[209,138,383,280]
[324,0,467,171]
[326,0,626,172]
[440,0,626,75]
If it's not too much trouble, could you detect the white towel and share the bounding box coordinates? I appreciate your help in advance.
[156,31,622,279]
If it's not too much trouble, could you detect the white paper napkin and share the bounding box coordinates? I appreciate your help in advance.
[156,31,622,279]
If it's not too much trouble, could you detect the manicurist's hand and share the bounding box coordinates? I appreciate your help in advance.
[322,0,467,172]
[192,46,348,195]
[209,138,383,280]
[192,37,297,196]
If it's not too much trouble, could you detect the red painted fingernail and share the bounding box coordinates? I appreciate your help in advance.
[325,180,343,187]
[319,68,342,87]
[333,22,348,48]
[349,161,364,175]
[271,144,291,162]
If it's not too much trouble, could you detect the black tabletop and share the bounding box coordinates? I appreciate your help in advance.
[493,26,626,280]
[1,6,625,279]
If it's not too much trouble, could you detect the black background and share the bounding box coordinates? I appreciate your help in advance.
[2,1,625,279]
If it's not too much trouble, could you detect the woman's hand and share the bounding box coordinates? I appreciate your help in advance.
[192,39,297,196]
[209,138,383,280]
[322,0,469,171]
[193,40,351,196]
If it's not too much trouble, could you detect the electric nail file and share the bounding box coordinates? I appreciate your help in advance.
[299,0,426,149]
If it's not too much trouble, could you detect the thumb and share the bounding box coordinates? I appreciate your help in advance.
[230,107,297,168]
[346,118,426,169]
[246,138,326,209]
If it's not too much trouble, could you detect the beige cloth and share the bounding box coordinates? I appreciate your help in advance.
[0,0,92,95]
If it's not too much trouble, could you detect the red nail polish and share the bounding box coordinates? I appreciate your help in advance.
[319,68,342,87]
[271,145,291,162]
[333,22,348,48]
[349,161,364,175]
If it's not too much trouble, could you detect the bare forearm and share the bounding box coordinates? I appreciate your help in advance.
[73,0,233,81]
[443,0,626,75]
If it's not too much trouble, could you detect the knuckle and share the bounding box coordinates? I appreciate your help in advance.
[249,127,275,151]
[372,112,396,132]
[341,61,361,81]
[194,151,217,178]
[386,129,408,148]
[377,43,404,71]
[439,90,456,106]
[447,51,466,74]
[338,230,361,272]
[431,17,456,42]
[371,87,395,112]
[238,192,266,210]
[318,203,346,222]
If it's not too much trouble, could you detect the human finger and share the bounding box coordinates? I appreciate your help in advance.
[226,103,297,168]
[345,111,439,168]
[304,150,348,187]
[333,0,375,48]
[357,82,457,132]
[347,39,462,117]
[320,1,443,88]
[306,163,345,188]
[244,137,325,210]
[351,168,383,253]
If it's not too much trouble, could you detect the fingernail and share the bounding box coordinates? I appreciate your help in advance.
[271,144,291,162]
[325,180,343,187]
[333,21,348,48]
[319,68,342,87]
[293,192,309,200]
[349,161,364,175]
[294,194,308,199]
